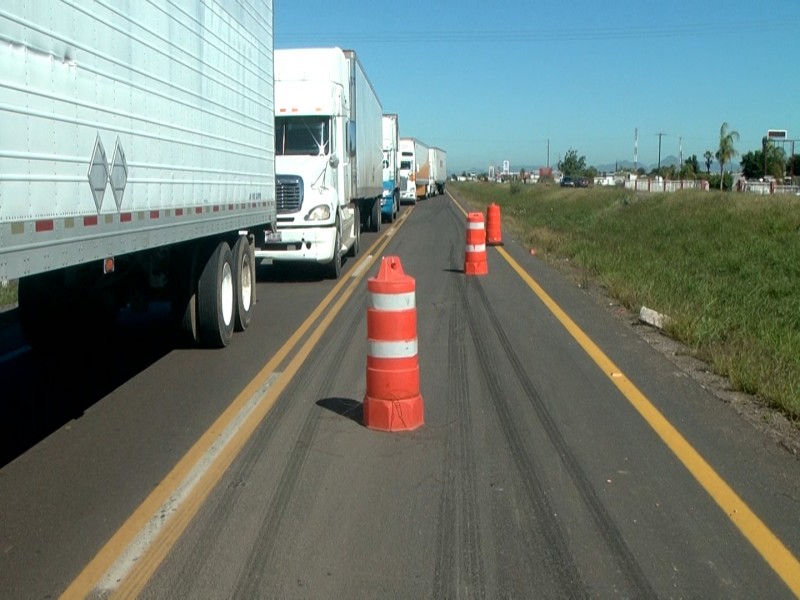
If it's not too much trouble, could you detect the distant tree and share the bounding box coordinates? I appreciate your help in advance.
[740,142,785,180]
[739,151,760,179]
[585,166,598,180]
[715,122,740,190]
[787,154,800,180]
[681,154,699,178]
[558,148,587,177]
[703,150,714,174]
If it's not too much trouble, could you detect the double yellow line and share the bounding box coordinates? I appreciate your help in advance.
[447,190,800,597]
[62,210,411,599]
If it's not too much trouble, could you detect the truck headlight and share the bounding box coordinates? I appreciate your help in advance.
[304,204,331,221]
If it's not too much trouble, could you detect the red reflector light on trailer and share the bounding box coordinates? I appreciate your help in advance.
[104,257,115,274]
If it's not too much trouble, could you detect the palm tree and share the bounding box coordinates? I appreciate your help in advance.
[703,150,714,174]
[715,122,740,190]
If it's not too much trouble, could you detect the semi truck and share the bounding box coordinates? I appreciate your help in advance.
[381,114,400,223]
[429,147,448,196]
[0,0,277,351]
[260,47,383,279]
[399,138,430,203]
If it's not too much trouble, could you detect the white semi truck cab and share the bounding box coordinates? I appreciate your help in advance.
[398,137,431,204]
[257,48,383,279]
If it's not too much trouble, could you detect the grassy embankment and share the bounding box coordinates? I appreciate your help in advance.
[0,281,17,310]
[452,181,800,422]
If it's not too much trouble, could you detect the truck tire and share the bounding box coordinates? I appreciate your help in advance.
[325,224,342,279]
[348,206,360,258]
[370,198,381,232]
[232,235,255,332]
[391,190,399,222]
[197,241,235,347]
[170,244,199,347]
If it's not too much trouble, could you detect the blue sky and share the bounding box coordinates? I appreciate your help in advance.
[275,1,800,174]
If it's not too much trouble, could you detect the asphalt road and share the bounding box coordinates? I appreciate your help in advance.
[1,190,799,598]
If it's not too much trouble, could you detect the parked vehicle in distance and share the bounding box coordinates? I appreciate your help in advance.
[560,176,576,187]
[576,177,590,188]
[0,0,277,351]
[259,47,384,279]
[428,147,448,196]
[381,114,400,222]
[399,138,430,203]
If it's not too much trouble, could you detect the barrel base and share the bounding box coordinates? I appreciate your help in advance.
[464,260,488,275]
[363,395,424,432]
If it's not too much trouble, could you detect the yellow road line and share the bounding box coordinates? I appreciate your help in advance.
[446,189,799,595]
[496,244,800,596]
[61,215,407,599]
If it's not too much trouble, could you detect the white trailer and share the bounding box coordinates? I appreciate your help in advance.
[260,47,383,279]
[398,138,430,203]
[429,147,448,196]
[381,114,400,222]
[0,0,277,350]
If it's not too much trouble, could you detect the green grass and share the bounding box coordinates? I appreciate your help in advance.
[0,280,18,310]
[452,181,800,421]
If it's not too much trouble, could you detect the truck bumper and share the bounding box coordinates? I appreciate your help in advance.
[255,226,336,264]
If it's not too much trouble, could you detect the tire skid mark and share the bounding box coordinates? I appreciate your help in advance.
[469,278,656,597]
[154,299,364,597]
[464,277,586,597]
[164,376,295,594]
[231,298,363,598]
[432,251,487,599]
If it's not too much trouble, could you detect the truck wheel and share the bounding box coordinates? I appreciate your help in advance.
[370,198,381,232]
[348,206,360,257]
[197,241,235,347]
[232,236,255,332]
[170,244,199,346]
[391,190,399,222]
[325,225,342,279]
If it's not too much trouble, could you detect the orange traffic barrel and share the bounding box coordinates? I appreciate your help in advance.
[486,203,503,245]
[464,212,488,275]
[363,256,424,432]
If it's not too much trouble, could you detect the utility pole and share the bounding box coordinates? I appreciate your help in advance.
[679,136,683,166]
[547,138,550,168]
[656,132,667,173]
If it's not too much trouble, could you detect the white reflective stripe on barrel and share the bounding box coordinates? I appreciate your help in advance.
[368,338,418,359]
[467,222,485,229]
[368,291,416,311]
[465,244,486,252]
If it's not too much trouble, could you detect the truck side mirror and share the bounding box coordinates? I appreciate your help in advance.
[329,155,339,168]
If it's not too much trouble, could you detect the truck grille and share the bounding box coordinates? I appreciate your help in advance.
[276,175,303,213]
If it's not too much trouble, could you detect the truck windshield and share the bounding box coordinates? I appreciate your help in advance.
[400,160,412,170]
[275,117,330,156]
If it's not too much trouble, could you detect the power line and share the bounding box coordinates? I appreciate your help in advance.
[277,19,796,46]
